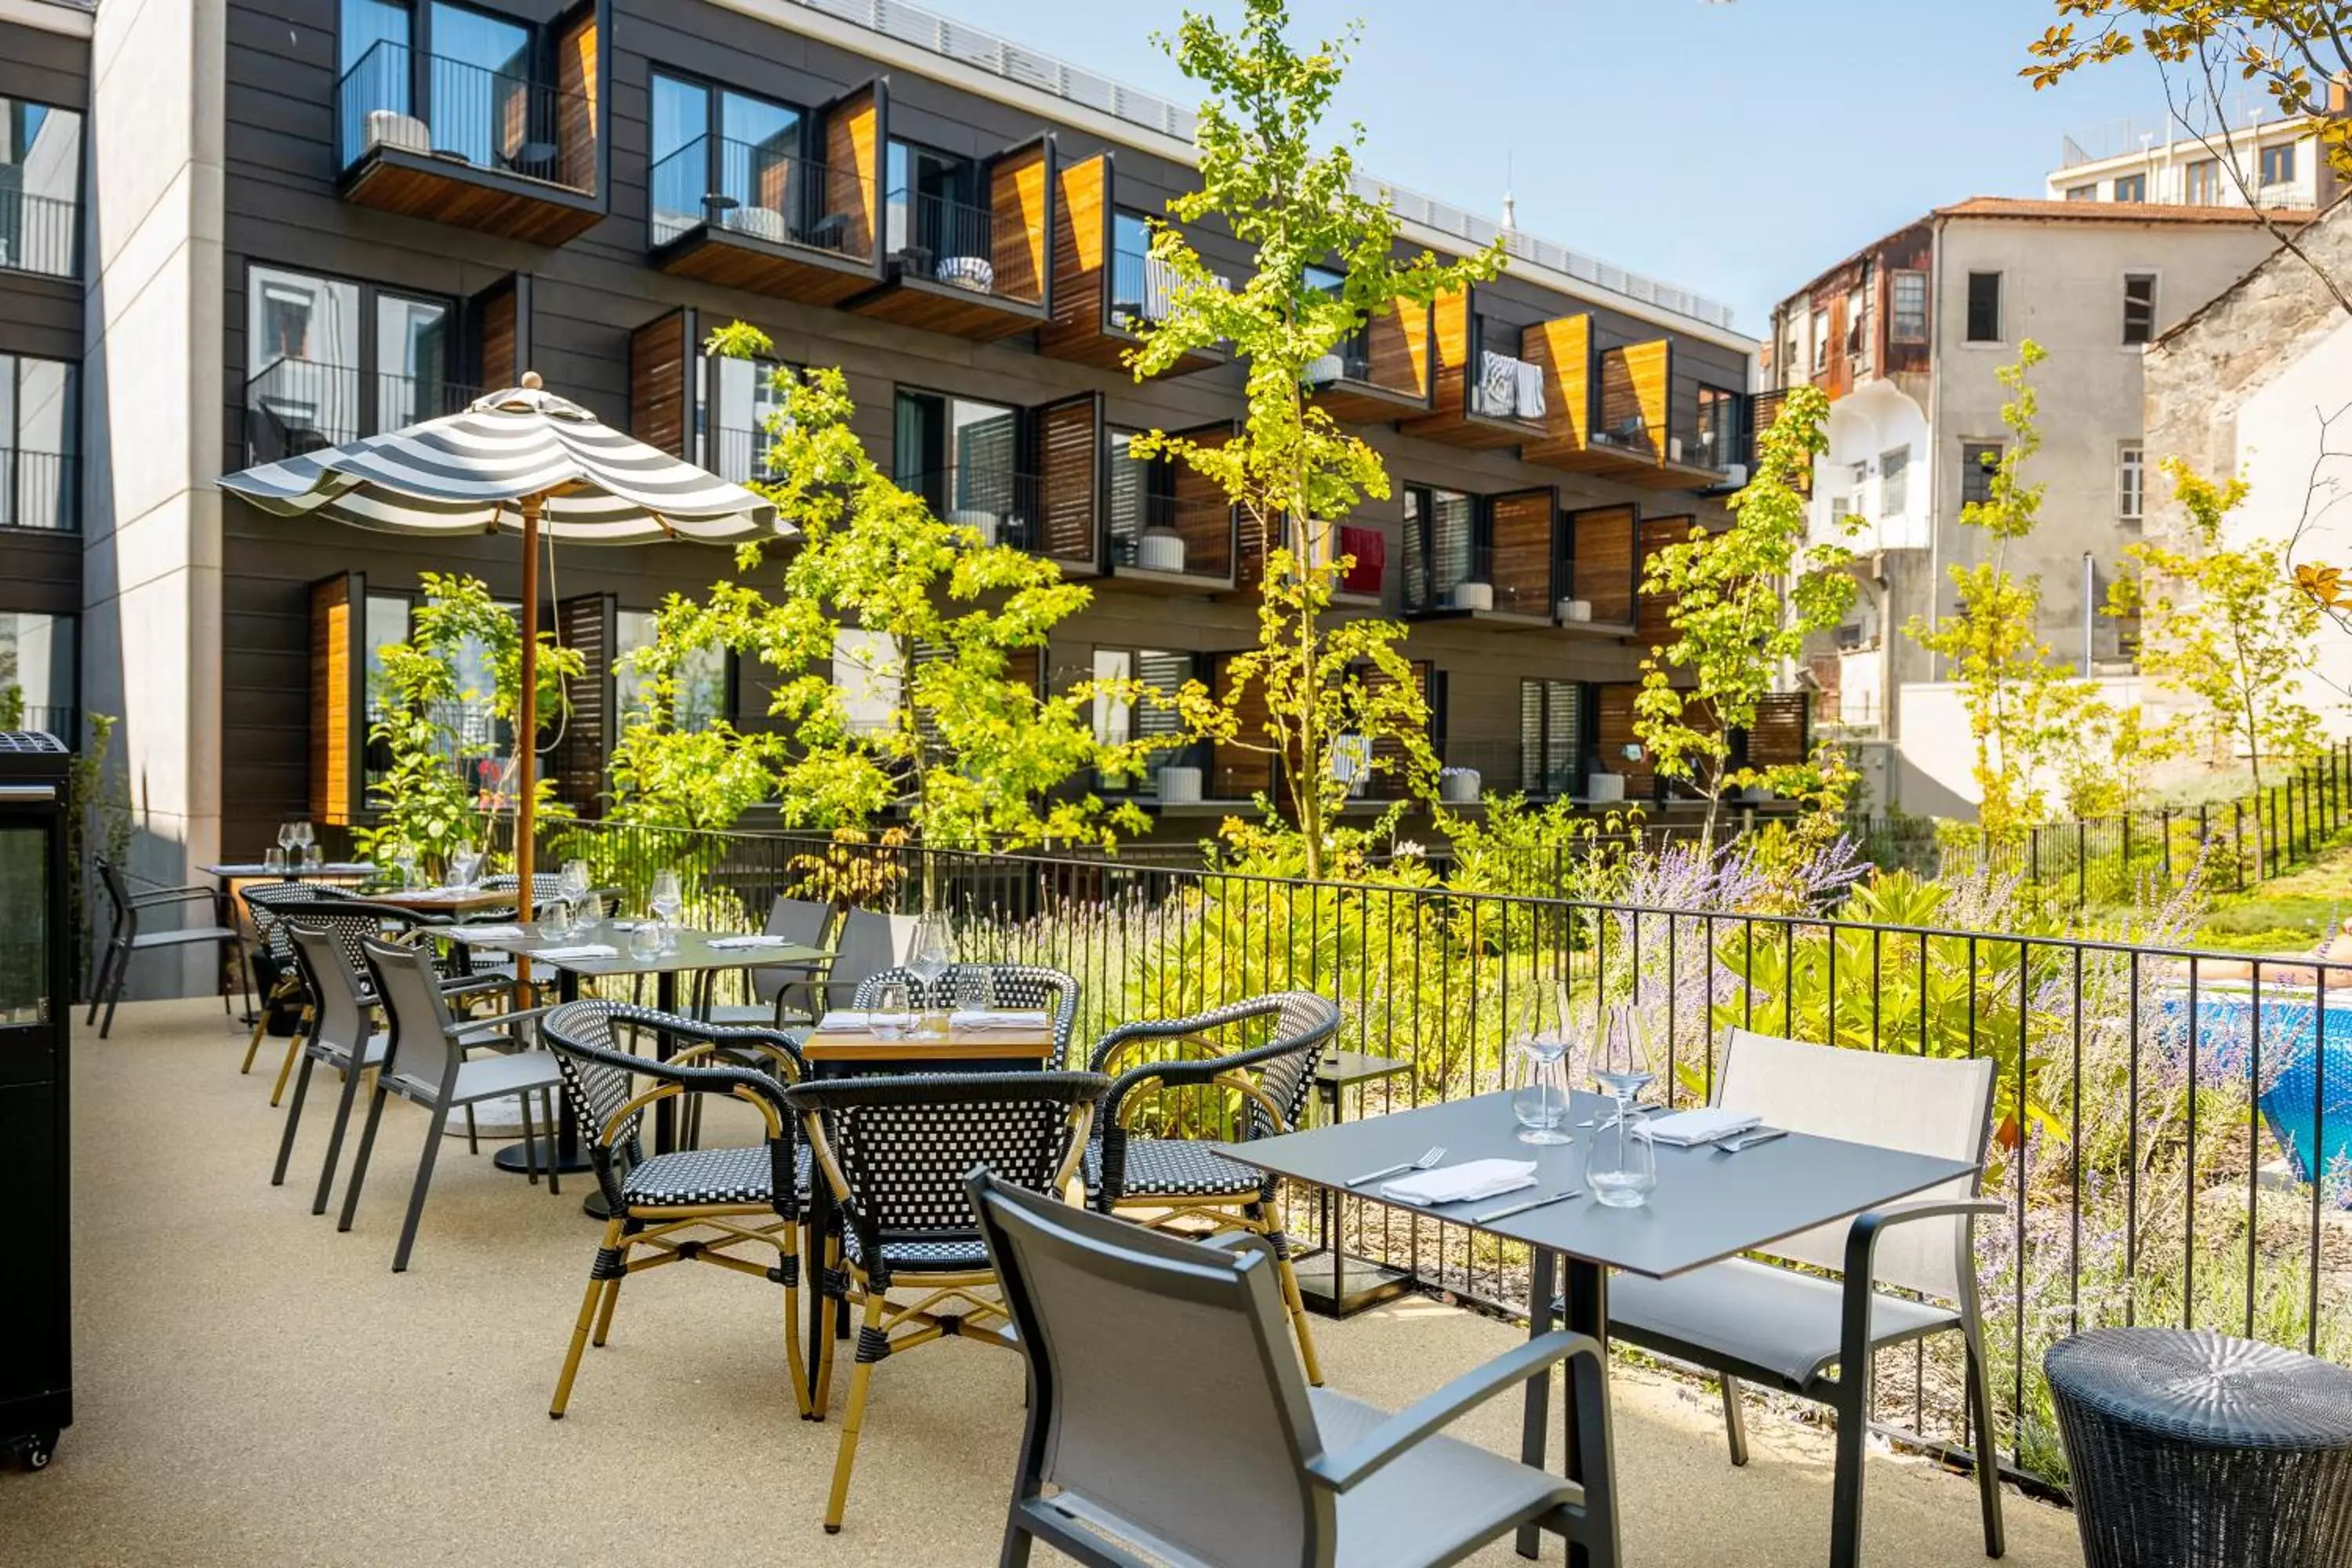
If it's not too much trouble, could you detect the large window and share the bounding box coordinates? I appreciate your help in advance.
[1401,482,1476,611]
[833,629,902,735]
[0,354,77,532]
[1889,270,1929,342]
[0,612,75,739]
[1879,446,1910,518]
[2262,142,2298,187]
[894,389,1021,535]
[1090,646,1192,788]
[647,72,804,245]
[2118,443,2144,521]
[2112,172,2147,203]
[2064,183,2096,201]
[1964,272,2002,343]
[0,96,82,280]
[245,265,455,456]
[2122,272,2158,346]
[615,609,727,731]
[1519,678,1582,797]
[2184,158,2222,205]
[1960,441,2003,508]
[707,353,793,484]
[1810,307,1829,372]
[885,140,982,266]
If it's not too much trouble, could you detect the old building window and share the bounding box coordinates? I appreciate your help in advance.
[2122,273,2158,345]
[1811,307,1828,372]
[2118,443,2144,521]
[1961,441,2003,508]
[1965,272,2002,343]
[1880,446,1910,517]
[2064,183,2096,201]
[2112,172,2147,202]
[2185,158,2222,204]
[1889,271,1928,342]
[2262,142,2297,187]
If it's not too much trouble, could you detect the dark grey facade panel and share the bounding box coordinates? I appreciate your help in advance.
[0,20,89,109]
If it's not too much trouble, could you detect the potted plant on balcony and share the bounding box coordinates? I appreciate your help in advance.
[1438,764,1482,804]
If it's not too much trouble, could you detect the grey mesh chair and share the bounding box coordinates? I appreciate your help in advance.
[852,962,1080,1063]
[798,907,917,1020]
[88,857,247,1038]
[1085,991,1341,1384]
[339,937,567,1271]
[274,916,397,1210]
[1601,1026,2005,1568]
[694,895,838,1025]
[783,1070,1108,1534]
[969,1169,1619,1568]
[540,1000,814,1423]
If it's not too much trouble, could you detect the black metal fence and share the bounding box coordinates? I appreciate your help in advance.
[532,815,2352,1496]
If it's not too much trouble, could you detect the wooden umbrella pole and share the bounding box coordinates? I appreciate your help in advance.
[515,491,542,927]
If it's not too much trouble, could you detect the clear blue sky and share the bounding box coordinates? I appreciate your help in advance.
[927,0,2183,335]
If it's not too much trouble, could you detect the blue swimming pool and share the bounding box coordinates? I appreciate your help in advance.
[2172,993,2352,1195]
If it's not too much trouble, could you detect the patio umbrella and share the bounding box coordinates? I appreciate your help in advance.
[221,372,786,920]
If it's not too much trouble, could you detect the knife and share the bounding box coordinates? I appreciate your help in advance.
[1472,1188,1585,1225]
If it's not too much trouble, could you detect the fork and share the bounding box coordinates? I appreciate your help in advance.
[1347,1145,1446,1188]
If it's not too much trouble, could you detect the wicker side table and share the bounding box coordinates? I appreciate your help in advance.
[2047,1327,2352,1567]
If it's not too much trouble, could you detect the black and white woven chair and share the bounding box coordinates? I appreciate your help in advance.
[87,857,248,1038]
[539,1000,814,1423]
[782,1069,1108,1534]
[852,963,1080,1064]
[1084,991,1340,1385]
[238,881,325,1075]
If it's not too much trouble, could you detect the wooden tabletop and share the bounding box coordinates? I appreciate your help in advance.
[799,1019,1060,1064]
[362,887,521,915]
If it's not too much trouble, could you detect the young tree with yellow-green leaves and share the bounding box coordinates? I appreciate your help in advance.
[1127,0,1501,883]
[1632,383,1853,846]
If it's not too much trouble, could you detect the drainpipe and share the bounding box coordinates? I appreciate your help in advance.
[2082,552,2096,673]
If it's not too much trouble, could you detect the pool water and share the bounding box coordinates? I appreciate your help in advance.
[2174,993,2352,1196]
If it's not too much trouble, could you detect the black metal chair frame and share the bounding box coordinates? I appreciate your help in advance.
[1086,991,1341,1386]
[783,1069,1107,1534]
[88,857,249,1038]
[540,1000,815,1424]
[852,961,1081,1063]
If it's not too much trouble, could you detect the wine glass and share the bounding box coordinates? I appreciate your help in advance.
[907,914,955,1037]
[1509,985,1573,1145]
[559,860,595,935]
[394,851,419,891]
[1588,1065,1660,1208]
[648,869,684,952]
[291,822,315,862]
[448,848,483,890]
[275,822,296,859]
[870,981,913,1042]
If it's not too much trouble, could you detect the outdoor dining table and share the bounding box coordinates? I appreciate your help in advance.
[1217,1089,1981,1566]
[363,885,531,917]
[438,920,832,1211]
[199,859,377,882]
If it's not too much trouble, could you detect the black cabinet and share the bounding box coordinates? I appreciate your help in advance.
[0,731,72,1469]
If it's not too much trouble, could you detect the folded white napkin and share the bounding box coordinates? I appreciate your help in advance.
[1642,1108,1762,1147]
[456,924,524,942]
[815,1011,873,1033]
[950,1008,1051,1029]
[1383,1159,1539,1206]
[707,934,793,950]
[383,887,450,901]
[527,943,618,962]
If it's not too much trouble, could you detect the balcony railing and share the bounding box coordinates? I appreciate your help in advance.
[0,187,78,280]
[244,359,481,465]
[1408,546,1548,618]
[886,188,1004,296]
[710,425,784,487]
[902,465,1054,555]
[1106,484,1234,578]
[0,450,78,532]
[649,136,873,258]
[337,40,593,193]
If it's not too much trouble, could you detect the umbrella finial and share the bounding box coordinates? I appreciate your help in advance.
[521,370,543,390]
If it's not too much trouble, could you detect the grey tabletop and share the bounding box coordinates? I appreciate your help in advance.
[202,861,376,878]
[1217,1090,1979,1281]
[439,919,831,979]
[1316,1050,1415,1087]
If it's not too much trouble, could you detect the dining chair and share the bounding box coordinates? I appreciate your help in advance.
[339,936,568,1271]
[238,881,325,1074]
[797,907,918,1021]
[694,894,837,1026]
[782,1069,1108,1534]
[1084,991,1341,1385]
[969,1168,1619,1568]
[851,962,1080,1063]
[88,857,248,1038]
[539,1000,813,1421]
[1599,1025,2005,1568]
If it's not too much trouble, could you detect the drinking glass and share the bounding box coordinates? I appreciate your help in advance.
[394,851,419,891]
[648,869,684,947]
[1508,983,1574,1144]
[263,846,287,875]
[871,981,913,1042]
[627,921,664,961]
[449,849,483,890]
[302,841,324,871]
[291,822,315,859]
[953,967,995,1014]
[1588,1066,1659,1208]
[275,822,296,858]
[535,913,572,943]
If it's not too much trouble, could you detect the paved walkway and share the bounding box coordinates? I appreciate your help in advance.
[1,1000,2085,1566]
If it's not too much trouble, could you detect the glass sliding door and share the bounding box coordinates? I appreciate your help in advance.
[425,2,530,170]
[373,294,452,432]
[249,267,363,456]
[721,91,802,232]
[648,73,710,242]
[0,356,75,532]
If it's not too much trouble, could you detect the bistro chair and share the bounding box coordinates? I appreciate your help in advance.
[238,881,325,1074]
[339,937,567,1271]
[1599,1025,2005,1568]
[969,1169,1620,1568]
[693,895,838,1026]
[88,857,248,1038]
[852,962,1080,1063]
[1084,991,1341,1385]
[539,1000,814,1423]
[782,1069,1108,1534]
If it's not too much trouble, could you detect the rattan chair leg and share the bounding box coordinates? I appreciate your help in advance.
[822,1290,889,1534]
[242,1012,269,1073]
[1274,1250,1325,1388]
[811,1236,841,1420]
[779,1247,812,1418]
[590,1269,626,1347]
[272,1054,317,1186]
[552,1218,626,1418]
[1722,1374,1751,1467]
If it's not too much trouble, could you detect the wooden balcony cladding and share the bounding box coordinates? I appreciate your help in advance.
[1163,420,1239,588]
[474,274,532,389]
[1595,682,1648,793]
[1039,152,1221,376]
[1488,486,1558,615]
[1566,504,1636,628]
[1591,340,1722,492]
[554,593,615,816]
[1034,391,1104,575]
[1636,514,1697,646]
[1520,314,1595,468]
[1399,286,1541,450]
[1309,296,1433,424]
[308,572,365,826]
[339,2,608,246]
[629,307,696,459]
[654,82,885,308]
[851,136,1056,342]
[1748,388,1813,497]
[1367,658,1439,792]
[1744,691,1811,768]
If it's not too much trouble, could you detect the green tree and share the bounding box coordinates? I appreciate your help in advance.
[355,572,583,875]
[1905,342,2103,840]
[602,594,786,834]
[1131,0,1502,881]
[1632,383,1853,844]
[2122,460,2323,844]
[693,329,1160,901]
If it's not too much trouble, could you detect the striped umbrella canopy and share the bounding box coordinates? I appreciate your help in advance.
[220,373,789,926]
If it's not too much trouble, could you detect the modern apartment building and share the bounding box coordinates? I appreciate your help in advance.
[1763,198,2288,816]
[3,0,1780,960]
[2047,108,2341,212]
